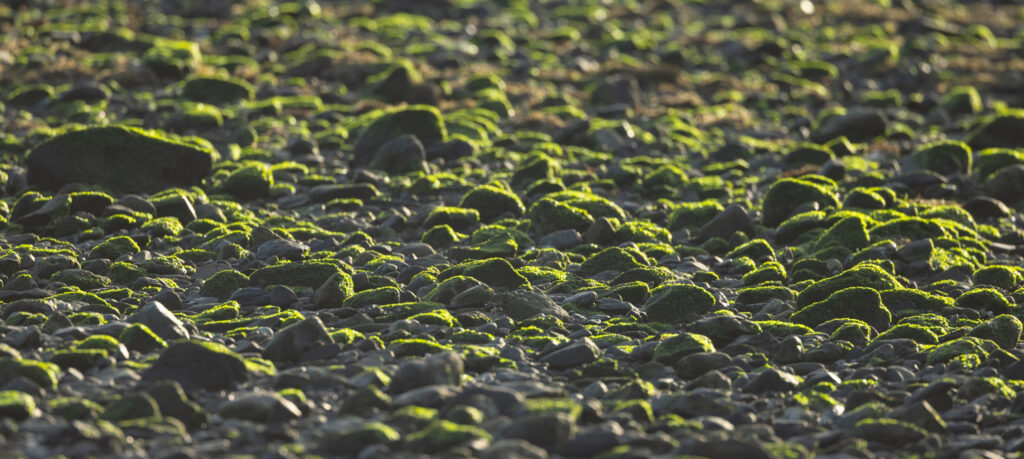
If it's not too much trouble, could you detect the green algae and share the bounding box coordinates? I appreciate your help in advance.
[644,284,717,323]
[761,178,840,227]
[791,287,891,331]
[796,264,901,308]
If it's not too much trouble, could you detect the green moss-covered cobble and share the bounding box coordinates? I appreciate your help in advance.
[3,1,1024,457]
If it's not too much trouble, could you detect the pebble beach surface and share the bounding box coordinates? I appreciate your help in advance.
[3,0,1024,457]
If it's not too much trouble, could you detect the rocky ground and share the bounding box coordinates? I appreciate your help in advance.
[2,0,1024,457]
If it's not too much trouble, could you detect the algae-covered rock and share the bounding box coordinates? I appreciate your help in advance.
[969,315,1022,350]
[955,287,1012,314]
[460,184,525,222]
[652,332,715,364]
[423,276,482,304]
[761,178,840,227]
[142,340,251,391]
[912,140,972,175]
[200,270,249,298]
[726,238,776,260]
[742,261,787,285]
[89,235,141,260]
[872,323,938,345]
[263,317,334,364]
[250,261,344,289]
[985,164,1024,204]
[814,216,870,251]
[811,109,888,143]
[51,348,108,370]
[796,264,902,308]
[942,85,982,114]
[343,286,401,309]
[352,105,446,169]
[69,191,115,214]
[312,272,355,309]
[496,290,569,321]
[973,265,1022,290]
[0,390,37,421]
[51,269,111,290]
[0,358,59,390]
[830,320,873,344]
[220,162,274,200]
[579,247,646,277]
[27,126,215,192]
[791,287,891,331]
[644,284,717,323]
[967,110,1024,149]
[100,393,160,422]
[440,258,530,290]
[668,200,724,231]
[423,206,480,232]
[529,198,594,236]
[323,422,401,453]
[926,336,993,365]
[182,76,254,104]
[367,134,429,175]
[143,38,201,77]
[119,323,168,353]
[407,419,493,454]
[879,288,953,313]
[959,376,1016,402]
[975,148,1024,179]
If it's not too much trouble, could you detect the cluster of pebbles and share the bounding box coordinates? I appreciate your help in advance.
[3,0,1024,457]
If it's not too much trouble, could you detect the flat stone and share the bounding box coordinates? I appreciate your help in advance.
[126,301,190,342]
[263,316,334,364]
[390,351,464,394]
[540,338,599,370]
[255,239,308,261]
[219,392,302,423]
[811,109,888,143]
[743,368,801,394]
[496,290,570,321]
[538,229,582,250]
[696,204,755,241]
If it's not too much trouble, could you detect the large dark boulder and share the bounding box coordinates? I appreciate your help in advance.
[141,341,250,391]
[26,126,214,193]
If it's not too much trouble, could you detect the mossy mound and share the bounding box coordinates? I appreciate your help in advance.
[343,286,401,309]
[652,332,715,364]
[969,315,1022,350]
[200,270,249,298]
[955,288,1013,314]
[791,287,892,331]
[967,110,1024,150]
[761,178,840,227]
[529,198,594,236]
[90,235,141,260]
[912,140,972,175]
[26,126,215,193]
[460,184,525,222]
[439,258,530,290]
[0,391,37,421]
[250,261,344,289]
[879,289,953,314]
[219,162,274,200]
[181,76,254,104]
[796,264,902,308]
[352,106,447,169]
[644,284,717,323]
